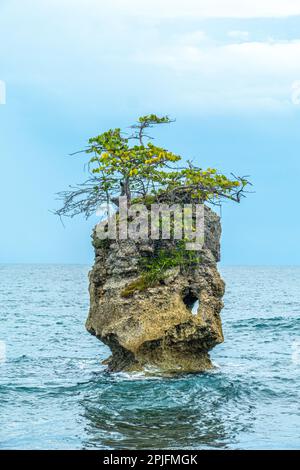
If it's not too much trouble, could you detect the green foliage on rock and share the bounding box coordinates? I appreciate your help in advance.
[121,241,200,298]
[55,114,251,218]
[92,237,111,250]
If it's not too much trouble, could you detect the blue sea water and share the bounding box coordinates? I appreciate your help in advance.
[0,265,299,450]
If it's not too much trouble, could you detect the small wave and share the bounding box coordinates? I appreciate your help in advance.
[229,316,300,331]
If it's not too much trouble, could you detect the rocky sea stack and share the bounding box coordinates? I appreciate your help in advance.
[56,114,249,373]
[86,206,225,373]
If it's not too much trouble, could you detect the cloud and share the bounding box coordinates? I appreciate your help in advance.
[291,81,300,104]
[6,0,300,19]
[177,31,209,46]
[0,80,6,104]
[227,31,250,41]
[1,1,300,113]
[133,38,300,111]
[91,0,300,19]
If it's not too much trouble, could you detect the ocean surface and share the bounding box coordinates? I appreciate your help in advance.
[0,265,299,450]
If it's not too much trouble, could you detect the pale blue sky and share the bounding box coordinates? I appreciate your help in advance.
[1,0,300,265]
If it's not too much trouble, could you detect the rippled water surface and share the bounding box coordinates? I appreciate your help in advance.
[0,265,299,449]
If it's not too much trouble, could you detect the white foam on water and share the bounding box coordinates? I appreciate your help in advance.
[116,369,164,381]
[0,341,6,362]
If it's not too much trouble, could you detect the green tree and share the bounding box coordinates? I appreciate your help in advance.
[55,114,251,218]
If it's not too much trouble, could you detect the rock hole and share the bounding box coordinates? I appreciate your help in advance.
[191,301,199,315]
[182,291,199,316]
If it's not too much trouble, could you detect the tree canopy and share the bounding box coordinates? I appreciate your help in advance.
[55,114,251,218]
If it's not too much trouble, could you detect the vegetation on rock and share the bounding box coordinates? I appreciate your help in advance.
[55,114,251,218]
[121,241,200,298]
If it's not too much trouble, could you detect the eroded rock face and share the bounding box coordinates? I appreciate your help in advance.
[86,206,225,373]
